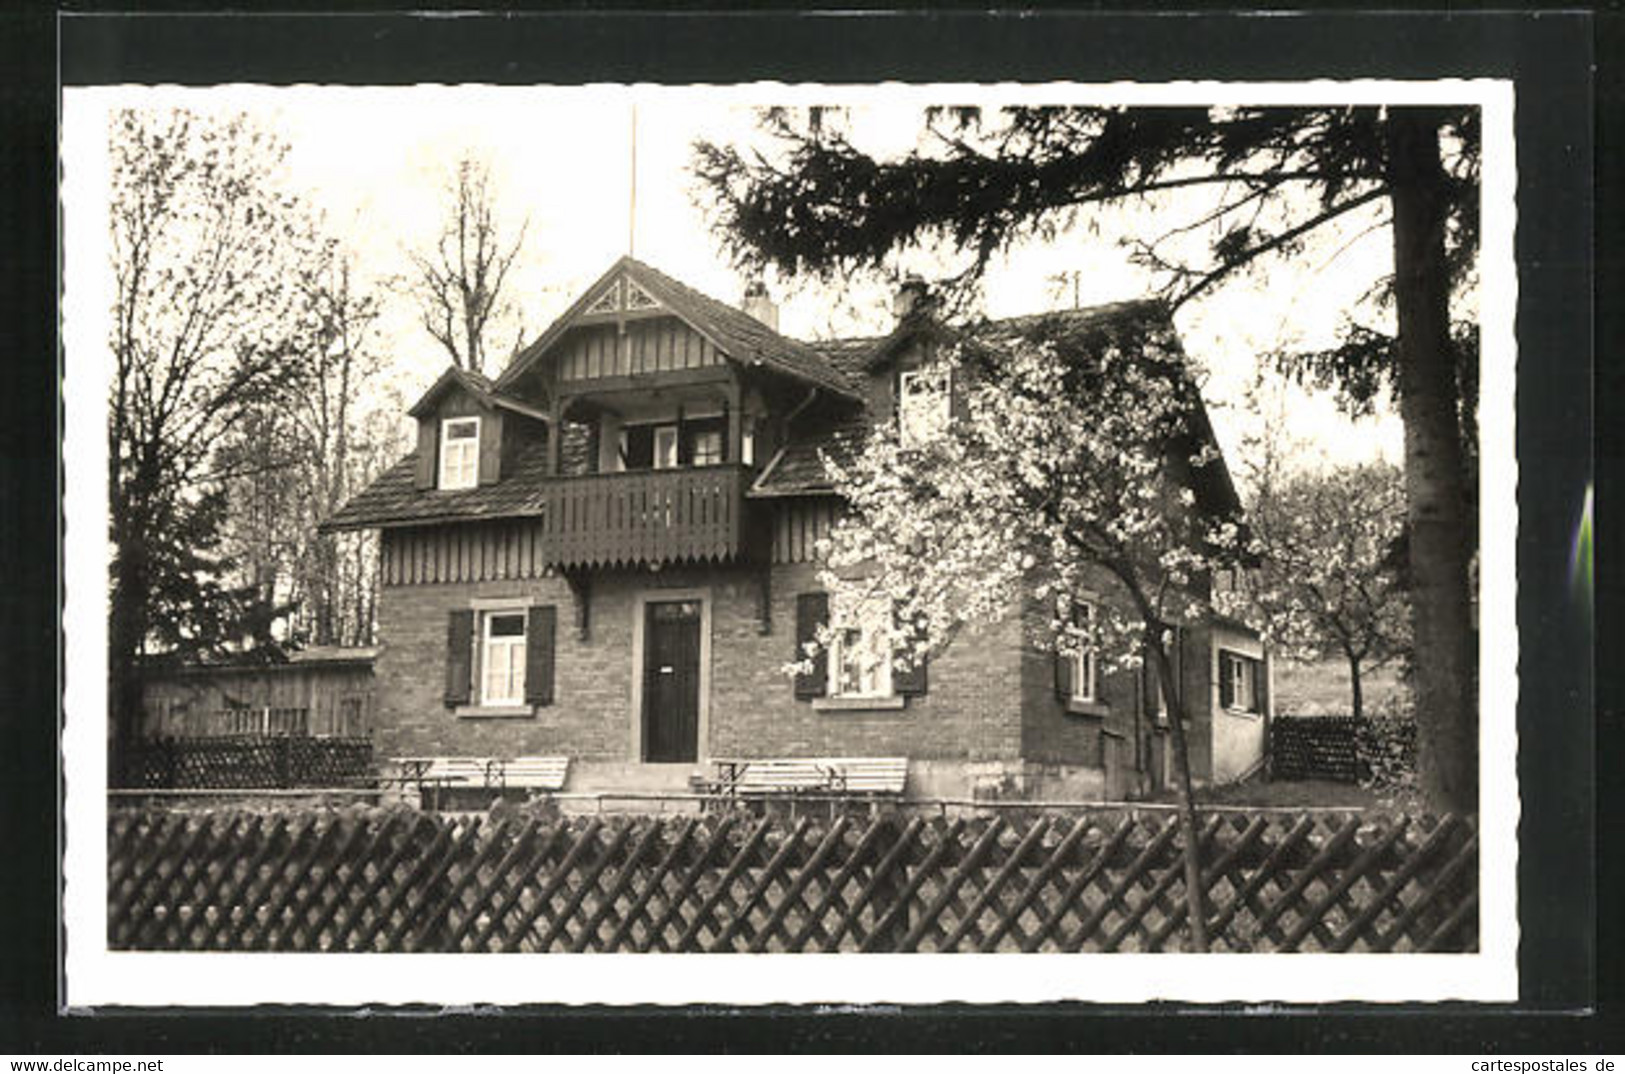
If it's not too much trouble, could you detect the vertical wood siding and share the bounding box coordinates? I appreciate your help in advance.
[380,520,551,587]
[141,664,375,738]
[557,318,720,382]
[770,500,839,564]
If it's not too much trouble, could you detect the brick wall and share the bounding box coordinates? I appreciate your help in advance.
[374,560,1032,766]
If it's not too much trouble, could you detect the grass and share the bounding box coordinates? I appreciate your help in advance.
[1273,657,1410,717]
[1144,776,1423,812]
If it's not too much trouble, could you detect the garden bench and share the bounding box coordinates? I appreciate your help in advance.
[485,755,570,791]
[395,755,569,808]
[709,757,909,798]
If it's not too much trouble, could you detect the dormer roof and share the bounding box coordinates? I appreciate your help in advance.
[407,365,552,423]
[495,256,864,401]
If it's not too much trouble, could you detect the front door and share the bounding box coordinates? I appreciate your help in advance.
[642,599,702,763]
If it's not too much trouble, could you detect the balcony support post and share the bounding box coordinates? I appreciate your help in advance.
[546,394,565,476]
[563,568,592,641]
[754,559,772,636]
[725,379,743,465]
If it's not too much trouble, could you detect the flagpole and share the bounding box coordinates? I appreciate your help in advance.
[628,101,638,257]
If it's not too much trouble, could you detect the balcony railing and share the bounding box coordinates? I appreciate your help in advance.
[541,464,750,569]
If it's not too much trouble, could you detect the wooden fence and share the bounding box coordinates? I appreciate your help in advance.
[107,807,1477,953]
[119,736,374,790]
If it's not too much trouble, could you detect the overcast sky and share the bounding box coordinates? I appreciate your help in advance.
[69,84,1410,477]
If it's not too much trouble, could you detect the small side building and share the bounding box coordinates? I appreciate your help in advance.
[140,646,379,739]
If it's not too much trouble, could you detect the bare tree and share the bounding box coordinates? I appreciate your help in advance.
[107,108,324,777]
[219,252,402,648]
[405,154,529,376]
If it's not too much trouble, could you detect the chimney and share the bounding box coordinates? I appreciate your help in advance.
[742,280,778,331]
[892,275,931,322]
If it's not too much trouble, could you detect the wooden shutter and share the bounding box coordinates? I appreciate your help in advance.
[1218,650,1236,710]
[444,609,474,706]
[415,418,438,490]
[893,608,928,697]
[1053,644,1074,701]
[1142,651,1161,719]
[1251,655,1267,715]
[524,605,556,706]
[1054,601,1084,701]
[478,411,503,485]
[794,592,830,699]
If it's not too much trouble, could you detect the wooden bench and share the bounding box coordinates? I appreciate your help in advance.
[712,757,909,798]
[395,755,569,807]
[486,755,570,791]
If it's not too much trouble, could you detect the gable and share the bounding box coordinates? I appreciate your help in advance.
[553,316,725,383]
[496,256,862,400]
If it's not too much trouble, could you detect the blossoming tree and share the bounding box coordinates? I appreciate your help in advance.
[1248,461,1411,719]
[808,309,1252,950]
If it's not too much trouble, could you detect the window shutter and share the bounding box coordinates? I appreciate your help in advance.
[478,412,502,485]
[525,605,556,707]
[1218,651,1235,710]
[794,592,829,699]
[1142,652,1161,719]
[893,609,928,697]
[415,419,438,490]
[444,610,474,706]
[1251,655,1267,715]
[1053,643,1074,701]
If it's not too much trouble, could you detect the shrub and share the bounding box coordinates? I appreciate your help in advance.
[1356,713,1418,792]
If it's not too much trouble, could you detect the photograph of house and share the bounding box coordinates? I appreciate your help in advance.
[321,255,1272,802]
[70,80,1502,976]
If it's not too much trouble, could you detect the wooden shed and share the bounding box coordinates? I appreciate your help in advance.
[140,647,378,739]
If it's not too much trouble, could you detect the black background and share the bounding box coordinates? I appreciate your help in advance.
[0,4,1610,1054]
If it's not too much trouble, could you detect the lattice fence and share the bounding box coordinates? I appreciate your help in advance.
[119,736,374,790]
[107,807,1477,953]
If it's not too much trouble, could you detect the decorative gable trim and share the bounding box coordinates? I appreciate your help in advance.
[496,256,863,401]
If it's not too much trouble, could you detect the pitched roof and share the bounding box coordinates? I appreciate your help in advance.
[749,300,1242,519]
[321,440,555,531]
[749,413,867,498]
[497,256,863,401]
[808,335,883,383]
[408,365,551,423]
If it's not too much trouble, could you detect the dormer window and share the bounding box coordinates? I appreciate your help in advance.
[439,417,480,490]
[899,367,951,447]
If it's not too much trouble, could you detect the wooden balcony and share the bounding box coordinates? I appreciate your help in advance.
[541,464,751,569]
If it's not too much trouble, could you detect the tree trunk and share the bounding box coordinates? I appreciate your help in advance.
[1348,651,1365,720]
[1149,627,1208,952]
[1385,108,1477,813]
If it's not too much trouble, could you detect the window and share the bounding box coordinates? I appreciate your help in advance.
[653,425,679,469]
[439,417,480,490]
[481,611,528,705]
[1219,650,1261,713]
[1068,601,1099,704]
[829,593,893,699]
[899,367,951,447]
[690,428,723,466]
[741,421,756,466]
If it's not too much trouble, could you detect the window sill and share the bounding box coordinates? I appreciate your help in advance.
[1221,706,1264,720]
[1065,699,1110,718]
[454,704,536,719]
[813,695,908,713]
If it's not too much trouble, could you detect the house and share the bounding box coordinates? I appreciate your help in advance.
[140,646,378,739]
[321,256,1270,802]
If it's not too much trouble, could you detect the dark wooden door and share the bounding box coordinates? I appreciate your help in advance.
[643,600,701,763]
